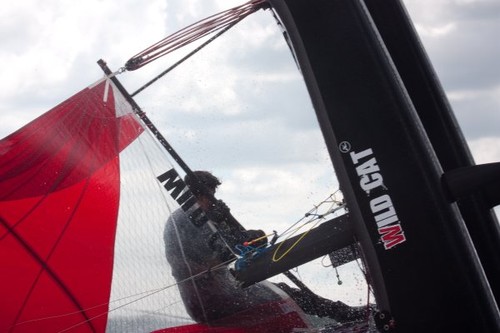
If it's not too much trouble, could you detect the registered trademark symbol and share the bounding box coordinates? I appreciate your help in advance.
[339,141,351,153]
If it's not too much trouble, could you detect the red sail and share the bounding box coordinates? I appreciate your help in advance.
[0,79,143,332]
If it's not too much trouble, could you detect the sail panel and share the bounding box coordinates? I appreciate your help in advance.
[0,80,141,201]
[0,79,143,332]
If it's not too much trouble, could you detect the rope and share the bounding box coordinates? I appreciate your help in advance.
[243,231,275,246]
[125,0,268,71]
[277,191,344,240]
[270,191,345,262]
[272,219,321,262]
[130,21,237,97]
[10,258,235,333]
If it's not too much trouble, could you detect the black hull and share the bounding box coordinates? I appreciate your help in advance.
[268,0,500,331]
[362,0,500,304]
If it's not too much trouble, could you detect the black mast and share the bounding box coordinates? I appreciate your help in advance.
[97,59,246,236]
[98,59,194,175]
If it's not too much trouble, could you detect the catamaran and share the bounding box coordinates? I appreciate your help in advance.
[1,0,499,332]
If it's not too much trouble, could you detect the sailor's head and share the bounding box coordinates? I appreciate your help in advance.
[184,170,221,197]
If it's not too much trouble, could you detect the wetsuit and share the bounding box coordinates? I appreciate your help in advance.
[164,207,294,323]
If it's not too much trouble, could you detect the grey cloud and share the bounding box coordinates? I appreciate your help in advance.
[452,0,500,22]
[425,19,500,92]
[453,93,500,139]
[407,0,500,93]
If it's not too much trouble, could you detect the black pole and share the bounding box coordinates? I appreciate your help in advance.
[97,59,246,235]
[98,59,195,175]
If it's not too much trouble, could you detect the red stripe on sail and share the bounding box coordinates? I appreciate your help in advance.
[0,80,143,332]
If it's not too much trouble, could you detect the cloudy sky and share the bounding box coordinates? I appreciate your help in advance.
[1,0,499,317]
[1,0,498,227]
[1,1,499,164]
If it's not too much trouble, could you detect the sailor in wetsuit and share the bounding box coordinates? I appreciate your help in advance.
[163,171,290,323]
[163,170,367,324]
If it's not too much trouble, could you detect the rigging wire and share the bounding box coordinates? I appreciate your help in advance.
[14,258,238,333]
[270,191,346,262]
[272,219,322,262]
[277,191,344,240]
[55,285,176,333]
[231,191,346,264]
[131,21,237,97]
[125,0,269,71]
[320,254,343,285]
[9,245,236,332]
[9,286,168,330]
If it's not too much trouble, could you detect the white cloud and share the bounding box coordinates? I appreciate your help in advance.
[469,137,500,163]
[0,0,168,137]
[414,22,456,37]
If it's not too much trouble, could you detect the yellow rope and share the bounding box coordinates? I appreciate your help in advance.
[272,219,321,262]
[244,232,275,246]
